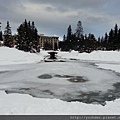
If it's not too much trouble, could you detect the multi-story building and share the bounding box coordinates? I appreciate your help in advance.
[39,34,59,50]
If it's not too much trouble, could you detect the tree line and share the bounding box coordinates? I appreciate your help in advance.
[0,20,120,53]
[1,19,40,53]
[60,21,120,53]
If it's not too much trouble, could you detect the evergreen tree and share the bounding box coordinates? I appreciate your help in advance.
[87,33,96,52]
[16,19,39,52]
[104,33,108,49]
[114,24,118,49]
[118,29,120,50]
[61,25,72,51]
[0,31,2,41]
[104,33,108,42]
[31,21,40,52]
[17,21,27,51]
[96,37,101,50]
[67,25,72,41]
[4,21,13,47]
[118,29,120,40]
[108,29,114,50]
[63,35,66,41]
[98,37,101,43]
[0,22,2,41]
[75,21,83,38]
[114,24,118,39]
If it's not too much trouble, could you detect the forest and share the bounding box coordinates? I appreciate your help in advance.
[0,20,120,53]
[60,21,120,52]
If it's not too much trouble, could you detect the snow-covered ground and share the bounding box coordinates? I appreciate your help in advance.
[0,47,120,115]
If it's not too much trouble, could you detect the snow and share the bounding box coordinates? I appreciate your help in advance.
[97,63,120,73]
[0,62,119,102]
[0,47,43,65]
[0,91,120,115]
[58,50,120,62]
[0,47,120,115]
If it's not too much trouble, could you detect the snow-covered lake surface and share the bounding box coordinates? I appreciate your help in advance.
[0,47,120,115]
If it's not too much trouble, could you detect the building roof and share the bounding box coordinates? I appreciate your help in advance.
[40,34,59,39]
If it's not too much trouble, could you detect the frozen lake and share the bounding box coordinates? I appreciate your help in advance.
[0,60,120,106]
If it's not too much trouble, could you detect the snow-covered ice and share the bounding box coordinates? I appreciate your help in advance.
[0,61,120,106]
[0,47,120,115]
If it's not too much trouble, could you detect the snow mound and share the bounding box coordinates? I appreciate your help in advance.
[58,50,120,62]
[0,47,120,115]
[0,47,43,65]
[0,47,120,65]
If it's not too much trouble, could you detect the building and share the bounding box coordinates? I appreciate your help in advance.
[39,34,59,50]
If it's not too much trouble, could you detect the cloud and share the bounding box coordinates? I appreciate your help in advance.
[0,0,120,39]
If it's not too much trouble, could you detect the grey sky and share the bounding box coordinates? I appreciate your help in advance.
[0,0,120,39]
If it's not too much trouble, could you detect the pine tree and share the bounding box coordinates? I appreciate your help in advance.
[63,35,66,41]
[104,33,108,49]
[75,21,83,38]
[4,21,13,47]
[86,33,96,52]
[108,29,114,50]
[0,22,2,41]
[67,25,72,41]
[0,31,2,41]
[17,19,39,52]
[118,29,120,50]
[31,21,40,52]
[114,24,118,39]
[17,21,27,51]
[104,33,108,42]
[114,24,118,49]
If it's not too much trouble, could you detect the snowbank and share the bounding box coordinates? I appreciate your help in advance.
[58,50,120,62]
[0,47,120,115]
[0,91,120,115]
[0,47,43,65]
[0,47,120,65]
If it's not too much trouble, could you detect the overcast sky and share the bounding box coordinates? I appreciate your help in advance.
[0,0,120,40]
